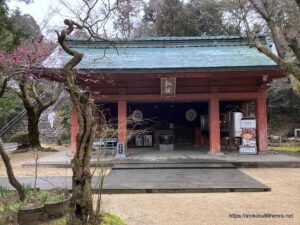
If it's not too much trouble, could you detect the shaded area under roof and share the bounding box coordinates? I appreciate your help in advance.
[42,36,279,72]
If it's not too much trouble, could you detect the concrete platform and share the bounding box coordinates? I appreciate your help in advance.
[0,164,270,193]
[102,167,271,193]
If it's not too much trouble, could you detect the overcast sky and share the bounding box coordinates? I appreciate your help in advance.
[8,0,65,26]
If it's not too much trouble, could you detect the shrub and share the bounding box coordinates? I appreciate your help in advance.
[9,132,29,148]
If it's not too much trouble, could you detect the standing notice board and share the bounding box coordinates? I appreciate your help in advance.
[239,118,257,154]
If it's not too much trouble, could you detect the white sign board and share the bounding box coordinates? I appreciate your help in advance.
[115,142,126,159]
[161,78,176,97]
[240,119,256,129]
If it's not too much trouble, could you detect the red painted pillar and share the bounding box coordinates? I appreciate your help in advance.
[70,105,79,155]
[240,102,249,117]
[256,97,268,154]
[118,101,127,148]
[209,97,221,154]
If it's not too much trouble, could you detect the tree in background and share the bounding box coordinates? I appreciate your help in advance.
[222,0,300,135]
[134,0,242,37]
[114,0,145,38]
[132,0,160,37]
[0,1,64,149]
[0,0,37,93]
[0,11,41,129]
[0,38,63,149]
[0,0,34,202]
[186,0,240,36]
[10,8,40,36]
[249,0,300,93]
[0,0,35,51]
[155,0,191,36]
[225,0,300,93]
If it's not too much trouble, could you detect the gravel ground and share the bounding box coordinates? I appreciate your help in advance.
[0,145,74,177]
[100,168,300,225]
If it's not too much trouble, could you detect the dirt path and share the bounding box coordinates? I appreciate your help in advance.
[0,145,74,177]
[0,145,110,177]
[100,168,300,225]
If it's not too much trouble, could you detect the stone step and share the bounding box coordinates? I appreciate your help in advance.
[112,163,235,170]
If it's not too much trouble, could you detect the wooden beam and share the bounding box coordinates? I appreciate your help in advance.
[95,69,284,79]
[94,92,267,102]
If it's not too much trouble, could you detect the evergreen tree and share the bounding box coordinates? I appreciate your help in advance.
[114,0,145,38]
[155,0,191,36]
[0,0,36,51]
[139,0,241,37]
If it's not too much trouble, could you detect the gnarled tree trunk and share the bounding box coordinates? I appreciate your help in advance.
[69,94,96,225]
[57,19,98,225]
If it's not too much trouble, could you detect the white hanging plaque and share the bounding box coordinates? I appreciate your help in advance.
[161,78,176,97]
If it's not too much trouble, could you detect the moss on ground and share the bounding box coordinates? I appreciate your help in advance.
[48,212,125,225]
[269,145,300,154]
[101,212,126,225]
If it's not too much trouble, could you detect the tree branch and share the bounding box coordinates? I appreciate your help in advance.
[286,29,300,62]
[250,0,293,58]
[19,76,35,113]
[0,72,20,98]
[248,0,270,21]
[32,83,43,106]
[255,40,300,81]
[0,76,9,98]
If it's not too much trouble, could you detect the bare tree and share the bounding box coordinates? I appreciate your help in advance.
[93,112,152,216]
[54,1,120,223]
[234,0,300,93]
[0,139,26,201]
[249,0,300,84]
[56,19,99,224]
[225,0,300,93]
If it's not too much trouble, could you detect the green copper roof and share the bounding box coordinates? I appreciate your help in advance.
[43,36,278,72]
